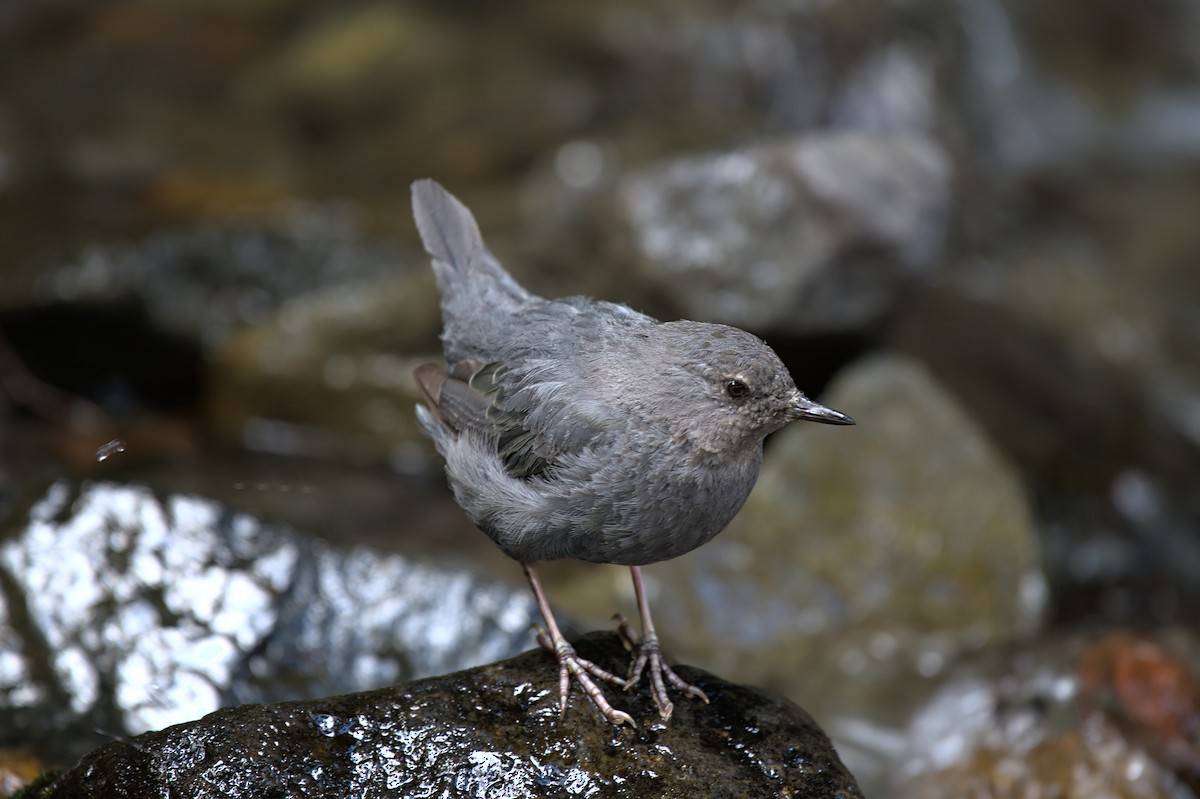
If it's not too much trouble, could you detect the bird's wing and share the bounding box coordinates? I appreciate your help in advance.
[478,360,612,479]
[415,357,611,480]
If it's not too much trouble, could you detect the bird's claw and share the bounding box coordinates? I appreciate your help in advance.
[533,625,635,727]
[612,613,709,720]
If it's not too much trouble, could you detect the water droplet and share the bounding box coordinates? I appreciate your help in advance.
[96,439,126,462]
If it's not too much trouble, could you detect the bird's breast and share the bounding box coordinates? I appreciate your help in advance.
[573,442,764,565]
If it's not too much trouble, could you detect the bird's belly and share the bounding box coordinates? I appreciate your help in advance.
[444,432,763,566]
[564,455,760,566]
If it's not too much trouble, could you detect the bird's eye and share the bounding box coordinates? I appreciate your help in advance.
[724,379,750,399]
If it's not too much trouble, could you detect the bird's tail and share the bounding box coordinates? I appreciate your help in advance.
[411,179,535,319]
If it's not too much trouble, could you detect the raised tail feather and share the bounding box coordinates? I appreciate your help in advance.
[411,179,535,314]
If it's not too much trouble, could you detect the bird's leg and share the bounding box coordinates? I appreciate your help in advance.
[615,565,709,720]
[522,563,634,727]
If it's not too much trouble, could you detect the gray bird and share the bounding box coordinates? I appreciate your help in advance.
[412,179,853,727]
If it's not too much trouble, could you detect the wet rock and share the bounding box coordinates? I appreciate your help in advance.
[41,633,864,799]
[21,213,407,352]
[1076,630,1200,781]
[610,135,950,336]
[892,628,1200,798]
[550,354,1043,785]
[897,716,1190,799]
[0,481,536,765]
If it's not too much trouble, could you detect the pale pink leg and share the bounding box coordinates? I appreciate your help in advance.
[616,565,709,719]
[523,563,634,727]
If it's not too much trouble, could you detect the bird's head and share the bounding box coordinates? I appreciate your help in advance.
[640,322,854,457]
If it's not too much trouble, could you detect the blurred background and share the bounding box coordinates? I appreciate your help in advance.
[1,0,1199,796]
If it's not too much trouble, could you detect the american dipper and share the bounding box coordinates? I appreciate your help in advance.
[412,179,854,727]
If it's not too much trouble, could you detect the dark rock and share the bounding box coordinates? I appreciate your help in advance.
[15,217,409,352]
[42,633,863,799]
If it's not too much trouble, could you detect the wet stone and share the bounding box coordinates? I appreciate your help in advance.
[0,481,537,764]
[611,134,951,337]
[41,633,863,799]
[19,216,410,351]
[893,628,1200,799]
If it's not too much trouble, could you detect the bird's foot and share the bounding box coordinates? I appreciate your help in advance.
[615,614,709,720]
[533,625,635,728]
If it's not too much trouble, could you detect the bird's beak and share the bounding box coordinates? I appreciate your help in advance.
[788,392,855,426]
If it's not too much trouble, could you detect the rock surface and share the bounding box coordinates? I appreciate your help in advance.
[893,629,1200,799]
[39,633,863,799]
[611,135,950,336]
